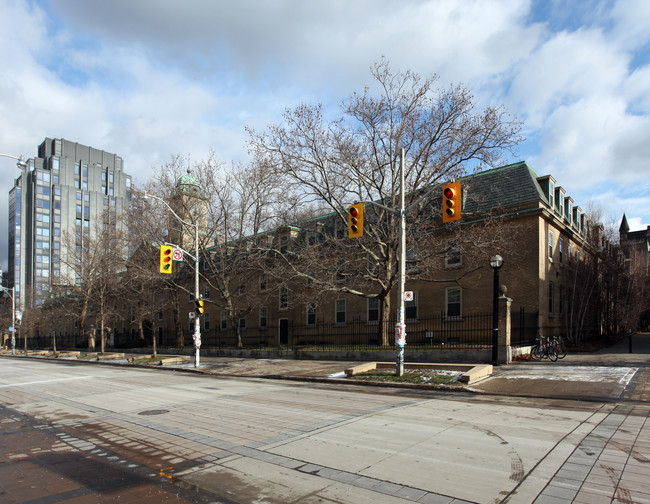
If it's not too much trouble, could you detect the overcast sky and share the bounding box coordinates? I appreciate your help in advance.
[1,0,649,270]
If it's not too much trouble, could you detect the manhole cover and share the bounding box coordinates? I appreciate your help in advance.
[138,409,169,416]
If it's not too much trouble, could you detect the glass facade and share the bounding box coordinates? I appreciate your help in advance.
[7,138,130,309]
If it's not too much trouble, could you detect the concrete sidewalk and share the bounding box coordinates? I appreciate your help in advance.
[2,334,650,503]
[471,332,650,402]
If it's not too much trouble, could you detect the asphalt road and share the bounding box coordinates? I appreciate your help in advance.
[1,355,649,504]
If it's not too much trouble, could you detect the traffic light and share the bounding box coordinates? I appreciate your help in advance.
[159,245,173,274]
[348,203,364,238]
[195,299,204,316]
[442,181,461,223]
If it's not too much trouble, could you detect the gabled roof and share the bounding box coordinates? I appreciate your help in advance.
[204,160,575,252]
[460,161,547,215]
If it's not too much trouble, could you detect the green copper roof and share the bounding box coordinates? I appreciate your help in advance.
[176,168,204,198]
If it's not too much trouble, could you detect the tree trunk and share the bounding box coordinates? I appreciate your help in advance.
[100,315,106,354]
[380,294,392,347]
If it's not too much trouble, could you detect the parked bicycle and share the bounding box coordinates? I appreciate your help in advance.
[531,336,558,361]
[551,336,567,359]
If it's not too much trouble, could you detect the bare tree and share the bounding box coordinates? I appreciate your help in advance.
[57,210,128,353]
[248,59,523,344]
[140,153,283,349]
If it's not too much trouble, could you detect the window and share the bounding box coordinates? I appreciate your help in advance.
[307,302,317,326]
[446,287,461,318]
[559,286,564,316]
[548,282,554,314]
[259,274,267,292]
[259,307,268,328]
[204,286,210,299]
[368,298,379,323]
[335,299,346,324]
[239,278,246,295]
[445,241,461,267]
[405,291,418,320]
[239,315,246,329]
[548,231,554,260]
[204,313,210,331]
[559,238,564,263]
[279,286,288,310]
[158,311,163,321]
[221,311,228,329]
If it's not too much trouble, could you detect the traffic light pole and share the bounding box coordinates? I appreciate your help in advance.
[396,149,406,376]
[358,150,407,376]
[0,270,16,356]
[144,193,201,368]
[356,149,459,376]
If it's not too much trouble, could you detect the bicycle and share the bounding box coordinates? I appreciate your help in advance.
[550,336,567,359]
[531,336,558,361]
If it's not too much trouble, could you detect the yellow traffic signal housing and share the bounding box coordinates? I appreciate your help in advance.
[348,203,364,238]
[195,299,204,316]
[159,245,173,274]
[442,181,461,223]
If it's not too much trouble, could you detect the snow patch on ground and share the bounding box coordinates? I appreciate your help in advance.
[503,366,637,384]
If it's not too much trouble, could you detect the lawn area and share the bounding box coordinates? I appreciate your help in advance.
[347,369,463,385]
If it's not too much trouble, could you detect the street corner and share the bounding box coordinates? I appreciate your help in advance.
[469,364,639,401]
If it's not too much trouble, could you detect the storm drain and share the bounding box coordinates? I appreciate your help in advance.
[137,409,170,416]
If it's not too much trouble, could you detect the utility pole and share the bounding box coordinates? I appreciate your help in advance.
[352,149,461,376]
[395,149,406,376]
[145,193,201,367]
[0,269,16,356]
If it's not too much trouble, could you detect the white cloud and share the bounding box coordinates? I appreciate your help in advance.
[509,28,629,127]
[610,0,650,50]
[1,0,650,270]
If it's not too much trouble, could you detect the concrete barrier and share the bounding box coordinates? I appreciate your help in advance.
[344,362,493,384]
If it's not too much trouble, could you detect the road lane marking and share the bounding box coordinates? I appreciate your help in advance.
[0,376,92,388]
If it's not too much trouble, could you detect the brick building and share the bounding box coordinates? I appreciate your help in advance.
[154,161,600,350]
[36,161,606,353]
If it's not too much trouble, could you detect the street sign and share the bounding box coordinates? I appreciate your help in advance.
[189,312,196,319]
[172,248,183,261]
[404,291,413,302]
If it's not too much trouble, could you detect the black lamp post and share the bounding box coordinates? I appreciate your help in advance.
[490,255,504,365]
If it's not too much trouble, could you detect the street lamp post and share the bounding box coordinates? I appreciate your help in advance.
[0,269,16,356]
[0,154,27,353]
[144,193,201,367]
[490,255,504,365]
[0,153,27,170]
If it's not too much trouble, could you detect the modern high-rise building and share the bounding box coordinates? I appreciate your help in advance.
[7,138,132,310]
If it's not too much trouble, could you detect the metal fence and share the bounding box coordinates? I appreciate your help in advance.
[25,312,498,352]
[511,307,539,346]
[209,312,494,351]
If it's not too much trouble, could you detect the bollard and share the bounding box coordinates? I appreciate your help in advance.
[629,328,633,353]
